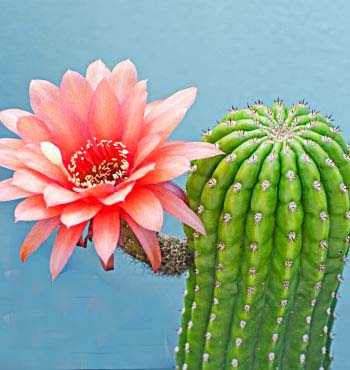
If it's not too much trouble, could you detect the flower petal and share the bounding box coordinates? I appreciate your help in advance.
[100,182,135,206]
[60,70,93,123]
[110,59,138,103]
[20,217,60,262]
[149,184,206,235]
[29,79,61,118]
[73,183,116,198]
[138,156,190,185]
[30,80,87,156]
[44,184,83,207]
[17,115,52,144]
[161,181,188,203]
[93,206,120,264]
[50,222,87,281]
[0,138,24,149]
[0,178,33,201]
[133,134,162,168]
[87,79,121,141]
[142,107,186,142]
[144,99,163,117]
[100,255,114,271]
[153,141,224,161]
[86,59,111,90]
[120,188,163,231]
[0,109,32,135]
[122,212,161,271]
[15,195,64,221]
[40,142,69,176]
[12,168,51,193]
[0,138,25,170]
[127,163,155,182]
[61,201,102,228]
[121,80,147,154]
[144,87,197,124]
[16,144,68,184]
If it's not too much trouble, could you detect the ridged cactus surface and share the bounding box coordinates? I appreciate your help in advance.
[175,101,350,370]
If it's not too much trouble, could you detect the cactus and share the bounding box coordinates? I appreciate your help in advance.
[175,100,350,370]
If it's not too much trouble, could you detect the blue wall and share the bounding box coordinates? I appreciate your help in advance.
[0,1,350,369]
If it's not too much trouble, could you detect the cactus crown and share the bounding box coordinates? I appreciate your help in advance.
[176,100,350,370]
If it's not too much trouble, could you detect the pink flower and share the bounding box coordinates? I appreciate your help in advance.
[0,59,222,280]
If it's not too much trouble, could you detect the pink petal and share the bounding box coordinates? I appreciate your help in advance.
[50,222,87,281]
[87,79,121,141]
[144,99,163,117]
[144,87,197,124]
[93,206,120,264]
[60,70,93,123]
[100,255,114,271]
[15,195,64,221]
[153,141,224,161]
[0,138,24,149]
[86,59,111,90]
[61,201,102,228]
[73,183,116,198]
[17,115,52,144]
[34,107,86,161]
[30,80,86,157]
[110,59,138,103]
[0,138,25,170]
[138,156,190,185]
[120,188,163,232]
[12,168,51,193]
[121,80,147,154]
[142,107,186,142]
[40,142,68,175]
[161,181,188,203]
[20,216,60,262]
[0,178,33,201]
[56,107,88,158]
[16,144,68,184]
[127,163,155,182]
[29,79,61,118]
[100,182,135,206]
[122,212,161,271]
[44,184,83,207]
[0,109,32,135]
[133,134,162,168]
[149,184,206,235]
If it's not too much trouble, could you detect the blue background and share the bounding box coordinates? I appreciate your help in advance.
[0,0,350,369]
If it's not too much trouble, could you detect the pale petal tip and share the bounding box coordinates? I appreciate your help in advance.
[99,251,113,266]
[50,266,60,281]
[187,87,198,100]
[29,79,43,90]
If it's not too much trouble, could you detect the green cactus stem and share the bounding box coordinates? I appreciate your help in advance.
[176,100,350,370]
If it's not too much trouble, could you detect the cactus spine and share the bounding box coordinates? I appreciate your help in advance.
[176,101,350,370]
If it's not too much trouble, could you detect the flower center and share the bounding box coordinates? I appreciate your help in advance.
[67,138,129,188]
